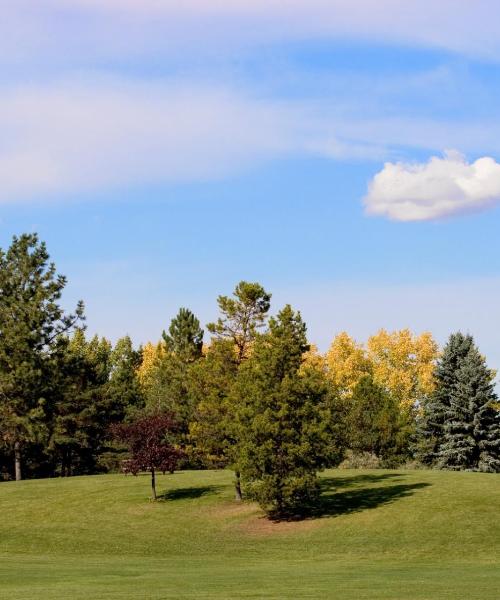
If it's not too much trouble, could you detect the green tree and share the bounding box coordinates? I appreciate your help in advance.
[162,308,203,361]
[418,332,474,465]
[47,331,112,476]
[0,234,84,480]
[107,336,144,418]
[189,339,239,470]
[347,375,406,463]
[233,305,333,518]
[438,344,500,472]
[207,281,271,363]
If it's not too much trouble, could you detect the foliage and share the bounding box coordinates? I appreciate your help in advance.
[437,343,500,472]
[367,329,438,412]
[162,307,204,361]
[233,305,334,518]
[325,332,372,396]
[418,332,474,465]
[112,413,183,499]
[188,339,239,468]
[346,374,407,463]
[207,281,271,363]
[0,234,84,480]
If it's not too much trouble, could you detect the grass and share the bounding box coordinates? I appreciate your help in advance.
[0,468,499,599]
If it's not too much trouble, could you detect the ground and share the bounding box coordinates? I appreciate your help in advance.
[0,468,499,599]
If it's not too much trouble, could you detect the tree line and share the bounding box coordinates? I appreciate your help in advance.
[0,234,499,518]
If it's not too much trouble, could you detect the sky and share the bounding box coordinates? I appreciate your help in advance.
[1,1,500,368]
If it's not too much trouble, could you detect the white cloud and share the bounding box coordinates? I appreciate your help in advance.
[364,151,500,221]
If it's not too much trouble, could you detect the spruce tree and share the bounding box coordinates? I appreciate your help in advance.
[233,305,332,518]
[419,332,474,465]
[438,346,500,472]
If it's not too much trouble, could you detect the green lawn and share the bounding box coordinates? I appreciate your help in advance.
[0,469,498,599]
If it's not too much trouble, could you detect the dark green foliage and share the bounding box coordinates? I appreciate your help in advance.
[207,281,271,363]
[419,332,474,464]
[233,305,334,518]
[347,375,406,463]
[188,339,239,468]
[438,346,500,472]
[162,308,203,361]
[0,234,84,479]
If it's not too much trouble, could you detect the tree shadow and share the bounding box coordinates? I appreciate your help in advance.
[268,474,431,521]
[158,485,222,501]
[322,472,405,490]
[312,477,431,519]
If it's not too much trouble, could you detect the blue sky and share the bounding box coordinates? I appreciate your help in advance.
[1,1,500,368]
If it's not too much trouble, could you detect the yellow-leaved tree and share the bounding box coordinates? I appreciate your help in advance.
[367,329,438,412]
[325,332,372,397]
[137,341,167,392]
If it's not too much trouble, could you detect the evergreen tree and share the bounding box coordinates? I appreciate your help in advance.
[47,331,112,476]
[233,305,333,518]
[107,336,144,419]
[0,234,84,480]
[419,332,474,465]
[438,345,500,472]
[189,339,240,470]
[207,281,271,363]
[347,374,406,463]
[162,308,203,361]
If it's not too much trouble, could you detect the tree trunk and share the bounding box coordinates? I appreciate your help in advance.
[151,467,157,500]
[234,470,242,501]
[14,441,22,481]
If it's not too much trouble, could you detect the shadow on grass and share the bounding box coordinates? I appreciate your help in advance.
[311,476,431,519]
[323,472,404,489]
[268,474,431,521]
[158,485,222,501]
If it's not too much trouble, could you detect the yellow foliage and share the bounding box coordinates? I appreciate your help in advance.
[325,332,371,396]
[367,329,438,411]
[137,341,167,388]
[300,344,326,375]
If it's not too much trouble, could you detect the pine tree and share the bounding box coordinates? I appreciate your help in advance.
[0,234,84,480]
[438,346,500,472]
[162,308,203,361]
[188,339,239,470]
[207,281,271,363]
[419,332,474,465]
[233,305,332,518]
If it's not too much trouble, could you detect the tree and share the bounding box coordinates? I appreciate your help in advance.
[107,336,144,419]
[418,332,474,465]
[325,332,372,398]
[162,308,203,361]
[207,281,271,363]
[367,329,438,412]
[0,234,84,480]
[47,331,113,477]
[112,414,183,500]
[189,339,240,470]
[438,344,500,472]
[233,305,333,519]
[347,375,406,463]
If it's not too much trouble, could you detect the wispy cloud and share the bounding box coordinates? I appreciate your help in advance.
[2,77,500,203]
[364,151,500,221]
[0,80,302,202]
[4,1,500,65]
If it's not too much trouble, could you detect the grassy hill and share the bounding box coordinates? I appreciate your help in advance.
[0,468,499,599]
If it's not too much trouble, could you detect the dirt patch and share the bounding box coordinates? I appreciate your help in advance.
[238,514,321,537]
